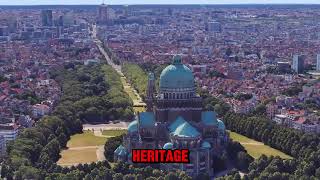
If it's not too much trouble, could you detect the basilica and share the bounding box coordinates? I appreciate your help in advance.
[114,55,229,177]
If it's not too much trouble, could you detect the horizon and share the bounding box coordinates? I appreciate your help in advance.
[1,0,320,6]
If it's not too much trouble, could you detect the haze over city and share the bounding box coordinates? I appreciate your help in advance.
[1,1,320,180]
[1,0,320,5]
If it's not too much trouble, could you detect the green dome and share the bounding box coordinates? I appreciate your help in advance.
[128,120,138,133]
[163,142,173,149]
[159,55,195,90]
[217,119,225,130]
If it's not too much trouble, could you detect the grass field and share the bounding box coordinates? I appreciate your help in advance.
[120,77,139,101]
[133,106,145,113]
[229,131,293,159]
[67,131,108,148]
[102,129,127,136]
[57,148,98,165]
[58,130,126,166]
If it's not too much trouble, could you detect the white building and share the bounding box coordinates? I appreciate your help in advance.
[0,135,6,156]
[0,123,20,144]
[32,104,50,119]
[317,54,320,71]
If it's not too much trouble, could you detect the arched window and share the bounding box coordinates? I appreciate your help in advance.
[169,93,172,99]
[200,156,206,162]
[173,93,176,99]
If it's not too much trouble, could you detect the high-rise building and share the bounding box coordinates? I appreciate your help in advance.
[41,10,53,26]
[207,21,222,33]
[6,17,18,33]
[0,26,8,36]
[292,55,305,74]
[63,13,75,27]
[0,136,5,156]
[317,54,320,71]
[97,3,109,24]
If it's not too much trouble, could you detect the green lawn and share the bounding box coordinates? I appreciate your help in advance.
[57,148,98,166]
[120,77,139,101]
[58,130,126,166]
[67,131,108,148]
[102,129,127,136]
[229,131,293,159]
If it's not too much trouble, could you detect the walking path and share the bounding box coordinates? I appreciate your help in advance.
[59,25,145,167]
[96,145,106,161]
[240,142,264,145]
[92,25,146,108]
[82,121,129,162]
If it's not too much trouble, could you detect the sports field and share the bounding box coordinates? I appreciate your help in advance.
[102,129,126,136]
[229,131,292,159]
[67,131,107,147]
[58,130,124,166]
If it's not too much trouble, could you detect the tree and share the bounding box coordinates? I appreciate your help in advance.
[164,172,179,180]
[113,173,124,180]
[14,166,42,180]
[236,152,254,171]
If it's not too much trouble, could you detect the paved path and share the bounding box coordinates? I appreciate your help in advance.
[92,25,146,108]
[83,121,129,131]
[68,146,98,150]
[93,129,116,138]
[96,145,106,161]
[240,142,264,145]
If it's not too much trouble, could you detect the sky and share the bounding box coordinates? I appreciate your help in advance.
[1,0,320,5]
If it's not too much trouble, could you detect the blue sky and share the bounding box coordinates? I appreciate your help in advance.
[0,0,320,5]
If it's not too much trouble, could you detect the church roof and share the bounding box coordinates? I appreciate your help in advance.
[159,55,195,90]
[201,111,218,126]
[168,116,187,132]
[169,117,201,138]
[201,141,211,149]
[118,149,127,156]
[114,145,126,154]
[128,120,138,133]
[138,112,155,128]
[217,119,226,130]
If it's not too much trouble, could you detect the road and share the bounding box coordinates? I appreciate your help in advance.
[92,25,146,108]
[83,121,129,131]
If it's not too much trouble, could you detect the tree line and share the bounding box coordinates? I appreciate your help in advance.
[2,63,134,179]
[122,63,148,100]
[219,112,320,179]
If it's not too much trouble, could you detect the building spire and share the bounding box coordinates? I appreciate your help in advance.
[146,72,155,112]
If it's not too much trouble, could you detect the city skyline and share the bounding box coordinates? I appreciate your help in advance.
[1,0,320,5]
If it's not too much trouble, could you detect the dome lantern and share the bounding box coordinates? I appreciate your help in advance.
[172,55,182,65]
[159,55,195,94]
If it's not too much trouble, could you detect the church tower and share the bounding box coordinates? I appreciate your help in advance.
[146,72,155,112]
[97,0,109,24]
